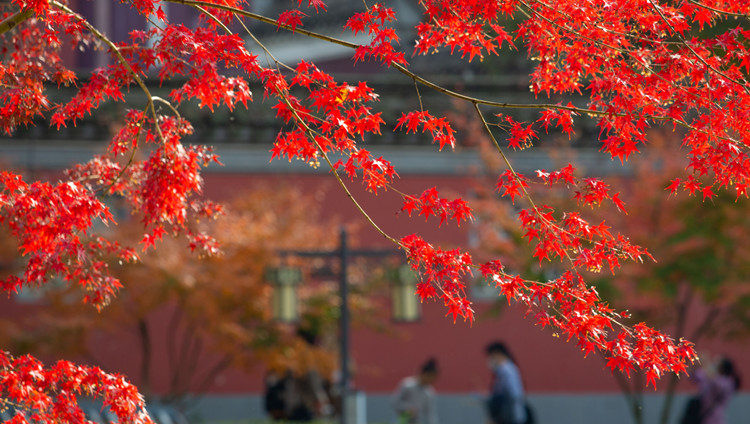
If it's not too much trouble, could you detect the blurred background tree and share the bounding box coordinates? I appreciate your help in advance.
[584,131,750,424]
[0,183,382,413]
[469,129,750,424]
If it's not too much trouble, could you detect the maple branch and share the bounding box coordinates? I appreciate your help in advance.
[166,0,322,34]
[523,0,682,48]
[162,1,591,109]
[291,101,402,247]
[686,0,750,19]
[50,1,168,143]
[646,0,750,93]
[101,104,148,194]
[473,103,534,208]
[518,0,713,114]
[193,4,231,33]
[236,14,288,70]
[194,1,401,247]
[473,103,577,267]
[156,2,707,369]
[0,8,33,35]
[167,0,739,148]
[183,0,747,166]
[474,105,653,315]
[533,295,649,373]
[395,63,738,150]
[284,102,401,246]
[517,0,628,54]
[394,62,600,113]
[496,3,749,162]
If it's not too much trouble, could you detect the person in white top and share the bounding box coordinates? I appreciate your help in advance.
[393,358,439,424]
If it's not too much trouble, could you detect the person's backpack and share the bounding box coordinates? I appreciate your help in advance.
[680,396,702,424]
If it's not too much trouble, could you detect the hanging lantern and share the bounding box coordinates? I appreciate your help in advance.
[392,265,420,322]
[267,267,302,322]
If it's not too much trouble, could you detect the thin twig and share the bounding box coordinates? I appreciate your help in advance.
[414,78,424,112]
[152,96,181,119]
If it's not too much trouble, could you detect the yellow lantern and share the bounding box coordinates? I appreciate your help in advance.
[392,265,420,322]
[267,267,302,322]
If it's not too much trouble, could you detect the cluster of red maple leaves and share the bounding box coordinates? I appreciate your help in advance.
[2,0,749,420]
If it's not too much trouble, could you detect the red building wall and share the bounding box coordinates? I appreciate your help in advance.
[194,171,746,396]
[1,146,747,400]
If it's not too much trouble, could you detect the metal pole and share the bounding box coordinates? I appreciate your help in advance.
[276,230,398,424]
[339,228,350,424]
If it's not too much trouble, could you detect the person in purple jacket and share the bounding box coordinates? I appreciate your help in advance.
[688,356,741,424]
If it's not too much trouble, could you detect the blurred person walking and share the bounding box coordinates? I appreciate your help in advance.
[681,355,741,424]
[263,370,288,421]
[485,341,533,424]
[393,357,440,424]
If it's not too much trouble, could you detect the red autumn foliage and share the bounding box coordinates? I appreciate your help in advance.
[3,0,750,420]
